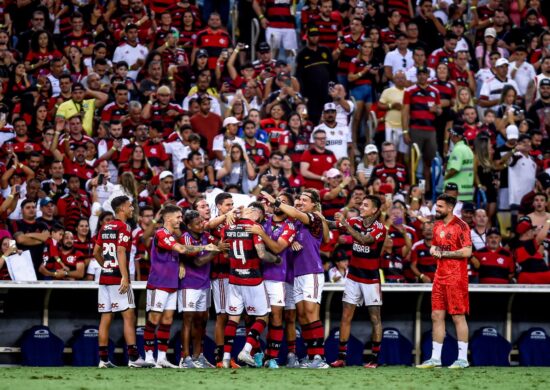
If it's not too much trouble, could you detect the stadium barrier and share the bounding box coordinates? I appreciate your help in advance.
[1,282,550,365]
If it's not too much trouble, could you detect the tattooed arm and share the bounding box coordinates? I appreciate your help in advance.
[339,218,375,245]
[173,243,219,254]
[255,242,281,264]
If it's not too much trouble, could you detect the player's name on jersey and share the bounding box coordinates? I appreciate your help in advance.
[226,231,250,238]
[101,233,118,240]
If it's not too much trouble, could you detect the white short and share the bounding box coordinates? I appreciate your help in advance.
[178,288,210,312]
[227,283,271,316]
[284,282,296,310]
[385,126,408,154]
[211,278,229,314]
[146,289,177,312]
[265,27,298,51]
[294,273,324,305]
[98,284,135,313]
[265,280,286,307]
[342,279,382,307]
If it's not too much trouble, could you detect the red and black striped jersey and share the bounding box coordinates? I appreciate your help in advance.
[449,64,472,88]
[388,224,417,257]
[300,4,319,34]
[427,48,455,69]
[338,218,386,284]
[101,102,129,123]
[320,188,347,220]
[410,239,436,280]
[380,27,398,47]
[149,0,176,14]
[403,84,440,132]
[73,237,94,260]
[171,4,202,31]
[244,140,270,167]
[252,59,277,79]
[474,247,514,284]
[430,79,456,102]
[178,29,198,57]
[97,219,132,285]
[336,33,364,75]
[132,226,151,281]
[381,252,405,282]
[56,193,91,233]
[194,28,232,70]
[348,57,381,86]
[385,0,412,23]
[371,162,408,188]
[222,219,264,286]
[514,239,548,274]
[147,102,185,137]
[63,32,94,52]
[257,0,296,29]
[310,14,341,49]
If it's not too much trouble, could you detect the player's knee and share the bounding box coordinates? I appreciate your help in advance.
[284,310,296,324]
[431,310,445,323]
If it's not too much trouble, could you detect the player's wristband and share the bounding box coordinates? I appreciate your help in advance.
[273,199,282,208]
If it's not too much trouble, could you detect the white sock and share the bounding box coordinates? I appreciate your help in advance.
[145,350,154,361]
[431,341,443,361]
[223,352,231,360]
[243,343,252,353]
[157,350,166,361]
[458,341,468,361]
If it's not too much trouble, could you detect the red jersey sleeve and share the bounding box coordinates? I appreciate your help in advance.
[434,89,441,105]
[458,225,472,248]
[279,222,296,245]
[403,89,411,104]
[156,229,177,250]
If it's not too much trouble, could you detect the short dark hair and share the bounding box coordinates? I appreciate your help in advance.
[139,205,154,216]
[437,193,457,207]
[21,199,36,209]
[248,201,265,215]
[111,195,130,213]
[215,192,232,206]
[184,209,200,225]
[534,192,548,202]
[160,204,182,219]
[365,194,381,210]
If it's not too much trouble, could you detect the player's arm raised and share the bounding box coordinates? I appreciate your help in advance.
[260,191,311,225]
[255,242,281,264]
[245,224,290,254]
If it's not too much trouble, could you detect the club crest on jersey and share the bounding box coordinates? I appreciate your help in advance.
[440,231,445,238]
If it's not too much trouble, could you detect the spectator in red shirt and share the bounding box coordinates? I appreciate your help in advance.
[57,175,91,232]
[300,128,337,190]
[190,94,223,153]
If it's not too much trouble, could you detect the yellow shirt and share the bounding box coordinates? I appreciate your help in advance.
[56,98,95,136]
[379,87,405,129]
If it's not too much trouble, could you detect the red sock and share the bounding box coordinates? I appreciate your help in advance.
[99,346,109,362]
[308,320,325,358]
[224,320,238,354]
[144,320,156,352]
[338,341,348,360]
[246,319,266,348]
[266,325,284,360]
[287,340,296,354]
[157,324,171,352]
[301,323,313,359]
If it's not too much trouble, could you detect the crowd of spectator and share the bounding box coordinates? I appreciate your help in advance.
[0,0,548,286]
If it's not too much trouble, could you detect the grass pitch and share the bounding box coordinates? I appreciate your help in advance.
[1,367,550,390]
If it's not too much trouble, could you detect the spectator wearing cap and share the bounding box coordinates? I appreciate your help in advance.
[327,83,354,129]
[495,124,519,211]
[444,126,474,202]
[479,58,519,114]
[509,46,537,97]
[36,197,59,231]
[212,116,247,169]
[526,78,550,137]
[383,33,413,84]
[450,19,471,54]
[320,168,350,220]
[526,57,550,110]
[189,94,223,153]
[471,228,515,285]
[508,134,537,211]
[311,103,353,161]
[152,171,176,212]
[300,128,337,190]
[112,23,149,81]
[296,25,335,125]
[513,216,550,284]
[191,12,231,71]
[378,71,407,159]
[402,65,441,194]
[55,83,109,136]
[427,32,458,69]
[327,248,348,284]
[357,144,379,186]
[252,42,277,83]
[475,28,507,70]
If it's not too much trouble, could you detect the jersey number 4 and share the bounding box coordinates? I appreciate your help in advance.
[102,242,118,267]
[232,240,247,265]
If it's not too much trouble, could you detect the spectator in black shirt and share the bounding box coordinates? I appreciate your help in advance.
[412,0,445,53]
